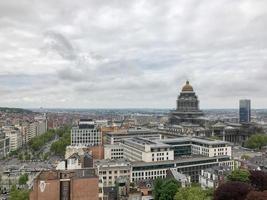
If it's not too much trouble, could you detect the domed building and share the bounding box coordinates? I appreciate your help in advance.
[169,81,204,125]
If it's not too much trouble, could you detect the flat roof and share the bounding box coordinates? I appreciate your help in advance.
[132,155,230,167]
[160,137,229,145]
[123,137,171,148]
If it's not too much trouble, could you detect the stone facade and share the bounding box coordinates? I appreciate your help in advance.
[169,81,204,125]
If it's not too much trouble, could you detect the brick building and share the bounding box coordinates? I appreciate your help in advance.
[30,169,100,200]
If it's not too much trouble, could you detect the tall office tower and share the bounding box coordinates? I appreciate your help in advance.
[71,119,102,146]
[239,99,251,123]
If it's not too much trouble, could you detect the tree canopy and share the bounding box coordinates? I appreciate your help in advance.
[153,178,181,200]
[18,174,28,185]
[214,181,251,200]
[245,134,267,150]
[10,185,29,200]
[246,191,267,200]
[175,186,212,200]
[50,129,71,156]
[249,170,267,191]
[227,169,250,183]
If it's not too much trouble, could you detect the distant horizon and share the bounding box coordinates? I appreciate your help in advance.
[6,106,267,110]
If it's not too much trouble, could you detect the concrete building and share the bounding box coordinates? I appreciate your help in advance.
[71,119,102,146]
[239,99,251,123]
[0,130,10,158]
[161,137,232,158]
[102,135,233,183]
[104,144,124,160]
[120,136,234,182]
[105,129,161,145]
[30,169,100,200]
[3,126,22,151]
[131,155,233,183]
[94,159,131,187]
[120,137,174,162]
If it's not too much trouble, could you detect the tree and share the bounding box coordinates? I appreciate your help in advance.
[159,179,180,200]
[214,182,251,200]
[50,131,71,156]
[10,185,29,200]
[246,191,267,200]
[175,186,211,200]
[241,154,251,160]
[153,178,163,200]
[18,174,28,185]
[245,134,267,150]
[153,178,180,200]
[24,153,31,161]
[227,169,250,183]
[249,170,267,191]
[18,153,23,160]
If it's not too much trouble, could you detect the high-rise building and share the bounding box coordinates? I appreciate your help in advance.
[169,81,204,125]
[71,119,102,146]
[239,99,251,123]
[3,126,22,151]
[0,129,10,159]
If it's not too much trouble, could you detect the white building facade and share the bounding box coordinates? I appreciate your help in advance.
[71,119,102,146]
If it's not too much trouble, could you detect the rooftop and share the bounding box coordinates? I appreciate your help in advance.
[160,136,229,145]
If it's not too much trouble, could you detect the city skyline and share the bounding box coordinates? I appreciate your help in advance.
[1,0,267,109]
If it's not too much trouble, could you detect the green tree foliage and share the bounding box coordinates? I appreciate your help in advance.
[159,179,180,200]
[175,186,212,200]
[50,129,71,156]
[0,107,32,114]
[18,174,28,185]
[28,129,56,151]
[28,126,70,152]
[153,178,163,200]
[241,154,251,160]
[18,153,23,160]
[10,185,29,200]
[227,169,250,183]
[245,134,267,150]
[24,153,31,161]
[153,178,180,200]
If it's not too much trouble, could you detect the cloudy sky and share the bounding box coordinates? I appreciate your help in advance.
[1,0,267,109]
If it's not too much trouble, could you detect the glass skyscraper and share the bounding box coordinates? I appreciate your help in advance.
[239,99,251,123]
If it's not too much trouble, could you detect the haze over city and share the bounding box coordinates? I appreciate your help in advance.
[1,0,267,108]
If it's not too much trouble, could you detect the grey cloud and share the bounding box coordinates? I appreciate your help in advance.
[0,0,267,108]
[43,31,77,60]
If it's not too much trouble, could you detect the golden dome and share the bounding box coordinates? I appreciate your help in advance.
[182,80,193,92]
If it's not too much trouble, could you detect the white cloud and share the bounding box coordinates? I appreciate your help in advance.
[0,0,267,108]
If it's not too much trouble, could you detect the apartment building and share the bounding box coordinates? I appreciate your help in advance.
[0,130,10,158]
[71,119,102,146]
[94,159,131,187]
[199,165,232,189]
[2,126,22,151]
